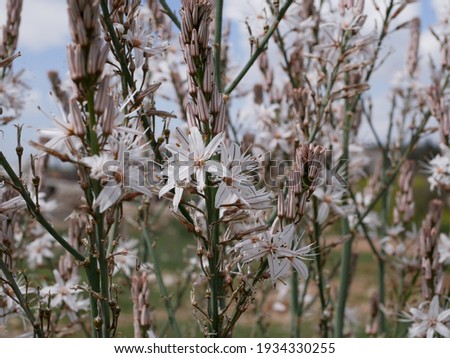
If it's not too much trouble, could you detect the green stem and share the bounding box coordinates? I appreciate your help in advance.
[313,197,328,337]
[159,0,181,30]
[214,0,223,91]
[0,152,85,261]
[86,83,110,337]
[334,79,352,338]
[222,259,268,338]
[143,227,181,337]
[290,271,299,337]
[205,184,222,337]
[96,214,110,337]
[378,106,394,336]
[85,257,101,337]
[0,257,44,337]
[224,0,294,95]
[99,0,134,94]
[377,258,386,335]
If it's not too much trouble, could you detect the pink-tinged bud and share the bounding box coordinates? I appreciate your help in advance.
[210,87,221,115]
[191,28,199,57]
[69,99,86,137]
[101,97,116,136]
[286,188,297,220]
[186,101,198,128]
[197,90,209,123]
[213,103,226,134]
[202,52,213,94]
[187,76,197,97]
[184,44,197,76]
[94,76,110,115]
[277,190,285,219]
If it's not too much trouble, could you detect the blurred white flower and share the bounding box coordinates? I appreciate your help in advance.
[41,270,88,313]
[438,233,450,265]
[403,296,450,338]
[113,239,139,277]
[123,17,169,68]
[25,234,54,269]
[425,146,450,192]
[313,185,348,224]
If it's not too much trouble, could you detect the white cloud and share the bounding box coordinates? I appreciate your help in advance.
[0,0,69,52]
[430,0,450,22]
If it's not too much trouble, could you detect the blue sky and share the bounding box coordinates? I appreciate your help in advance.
[0,0,446,161]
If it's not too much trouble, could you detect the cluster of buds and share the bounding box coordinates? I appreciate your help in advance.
[180,0,226,134]
[131,272,153,338]
[393,160,415,225]
[67,0,109,98]
[418,199,445,300]
[0,0,22,64]
[279,143,326,221]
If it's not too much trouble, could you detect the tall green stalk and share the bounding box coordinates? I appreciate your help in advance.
[0,257,44,337]
[143,227,181,337]
[205,183,223,337]
[334,80,352,338]
[224,0,294,95]
[290,271,300,337]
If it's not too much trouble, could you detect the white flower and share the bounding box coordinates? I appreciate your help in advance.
[257,121,293,154]
[313,185,349,224]
[82,136,154,212]
[81,152,114,180]
[160,127,224,209]
[438,233,450,265]
[425,146,450,192]
[403,296,450,338]
[113,239,139,277]
[36,98,82,153]
[213,143,260,208]
[25,234,54,269]
[237,223,312,283]
[41,270,88,313]
[123,17,169,68]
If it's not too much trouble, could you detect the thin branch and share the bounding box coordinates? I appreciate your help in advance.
[159,0,181,30]
[0,257,44,337]
[224,0,294,95]
[0,152,85,262]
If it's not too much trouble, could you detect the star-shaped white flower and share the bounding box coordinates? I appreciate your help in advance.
[404,296,450,338]
[237,223,312,283]
[41,270,88,313]
[160,127,224,209]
